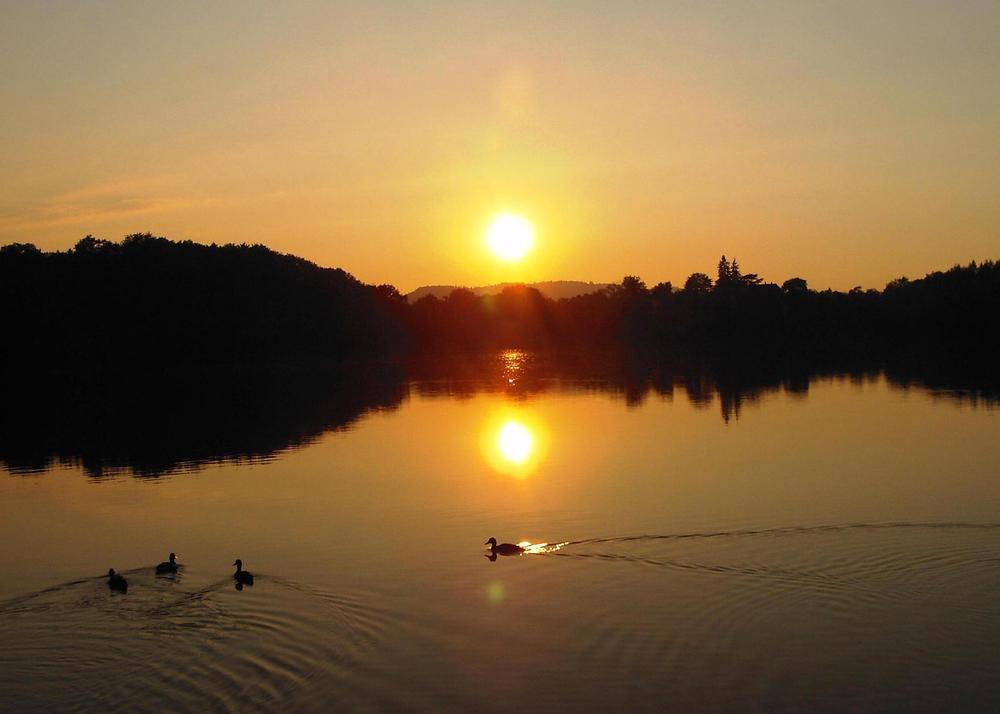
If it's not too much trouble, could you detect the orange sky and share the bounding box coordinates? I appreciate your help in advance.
[1,2,998,292]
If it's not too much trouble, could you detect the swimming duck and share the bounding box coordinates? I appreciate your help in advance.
[485,537,525,556]
[155,552,178,575]
[107,568,128,592]
[233,559,254,586]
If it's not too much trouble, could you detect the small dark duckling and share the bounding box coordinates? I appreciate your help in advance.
[155,552,178,575]
[108,568,128,592]
[233,559,254,586]
[485,537,525,557]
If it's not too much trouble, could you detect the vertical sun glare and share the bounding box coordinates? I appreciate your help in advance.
[485,213,534,261]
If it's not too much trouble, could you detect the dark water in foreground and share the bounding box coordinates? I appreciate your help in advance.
[1,353,998,712]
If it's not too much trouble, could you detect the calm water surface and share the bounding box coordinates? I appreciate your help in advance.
[1,354,998,712]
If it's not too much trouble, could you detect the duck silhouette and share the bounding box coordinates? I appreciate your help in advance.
[107,568,128,592]
[233,559,254,587]
[155,552,178,575]
[485,537,525,558]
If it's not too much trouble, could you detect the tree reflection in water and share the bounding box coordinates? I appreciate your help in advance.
[1,350,995,478]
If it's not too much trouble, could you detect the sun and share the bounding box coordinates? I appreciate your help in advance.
[485,212,534,261]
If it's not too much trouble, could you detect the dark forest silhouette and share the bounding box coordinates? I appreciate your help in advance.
[407,254,1000,355]
[0,234,407,370]
[2,235,997,369]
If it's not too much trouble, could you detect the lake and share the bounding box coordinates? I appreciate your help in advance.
[1,351,998,712]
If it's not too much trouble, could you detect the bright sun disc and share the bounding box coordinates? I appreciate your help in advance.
[485,213,534,261]
[497,420,533,464]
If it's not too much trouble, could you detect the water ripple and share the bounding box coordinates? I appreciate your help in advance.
[0,570,394,712]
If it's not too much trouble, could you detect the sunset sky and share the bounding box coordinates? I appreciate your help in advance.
[2,1,998,292]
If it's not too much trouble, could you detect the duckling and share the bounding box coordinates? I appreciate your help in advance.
[155,552,178,575]
[232,559,254,586]
[107,568,128,592]
[485,537,525,557]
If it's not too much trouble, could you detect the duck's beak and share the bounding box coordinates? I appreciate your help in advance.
[232,561,238,566]
[484,540,491,546]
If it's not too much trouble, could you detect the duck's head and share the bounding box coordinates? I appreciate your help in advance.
[169,552,176,563]
[108,568,116,577]
[233,559,242,569]
[485,537,497,547]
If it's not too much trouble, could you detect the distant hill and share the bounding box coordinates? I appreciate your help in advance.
[407,280,613,303]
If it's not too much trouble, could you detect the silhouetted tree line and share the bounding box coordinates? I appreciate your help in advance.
[1,234,407,369]
[2,236,998,370]
[408,254,1000,356]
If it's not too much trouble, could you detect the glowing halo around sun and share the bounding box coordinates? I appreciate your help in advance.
[485,212,534,261]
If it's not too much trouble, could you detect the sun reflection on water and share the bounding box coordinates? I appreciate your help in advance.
[517,541,569,554]
[481,409,547,478]
[497,421,533,464]
[500,349,526,387]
